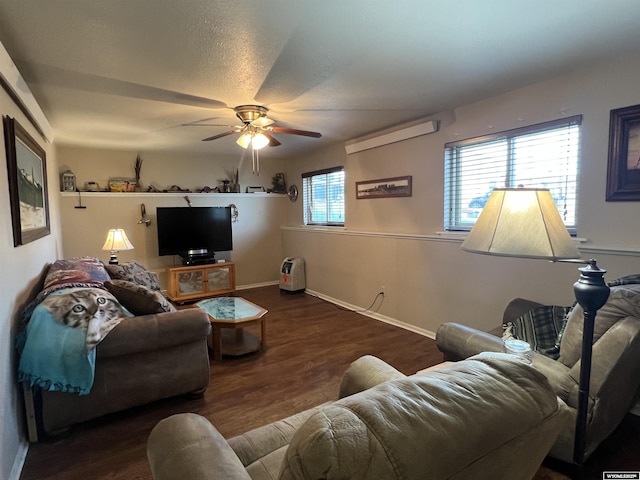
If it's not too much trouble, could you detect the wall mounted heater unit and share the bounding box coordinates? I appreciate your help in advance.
[279,257,305,293]
[344,120,439,155]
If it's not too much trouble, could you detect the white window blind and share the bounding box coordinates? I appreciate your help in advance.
[302,167,345,226]
[444,115,581,234]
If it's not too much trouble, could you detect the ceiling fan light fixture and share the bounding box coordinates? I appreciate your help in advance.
[252,132,270,150]
[236,133,252,149]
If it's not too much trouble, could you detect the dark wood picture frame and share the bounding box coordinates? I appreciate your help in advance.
[356,175,412,199]
[3,116,50,246]
[606,104,640,201]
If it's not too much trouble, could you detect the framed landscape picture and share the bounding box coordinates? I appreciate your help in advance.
[606,104,640,201]
[356,175,412,199]
[3,116,50,246]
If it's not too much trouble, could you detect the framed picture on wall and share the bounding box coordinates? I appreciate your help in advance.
[606,104,640,201]
[356,175,412,199]
[3,116,50,246]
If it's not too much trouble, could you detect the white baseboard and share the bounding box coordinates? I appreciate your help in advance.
[304,289,436,340]
[236,280,279,290]
[9,441,28,480]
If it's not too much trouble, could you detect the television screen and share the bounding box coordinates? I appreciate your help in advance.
[156,206,233,257]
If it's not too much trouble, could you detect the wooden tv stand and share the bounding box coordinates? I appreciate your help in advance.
[166,262,235,303]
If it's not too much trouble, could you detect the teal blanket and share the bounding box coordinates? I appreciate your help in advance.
[17,287,129,395]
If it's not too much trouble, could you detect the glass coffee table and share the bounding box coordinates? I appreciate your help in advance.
[196,297,268,360]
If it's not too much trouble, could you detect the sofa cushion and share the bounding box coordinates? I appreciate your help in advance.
[559,284,640,367]
[280,352,560,480]
[105,280,176,316]
[105,261,160,291]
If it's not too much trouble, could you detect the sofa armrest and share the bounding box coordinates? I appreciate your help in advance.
[435,322,505,361]
[97,308,211,358]
[148,413,251,480]
[338,355,406,398]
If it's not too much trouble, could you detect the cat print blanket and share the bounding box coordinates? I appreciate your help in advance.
[17,287,130,395]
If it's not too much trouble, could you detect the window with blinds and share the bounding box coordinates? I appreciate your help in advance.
[444,115,581,234]
[302,166,345,226]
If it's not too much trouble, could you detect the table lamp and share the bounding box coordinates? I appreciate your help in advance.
[102,228,134,265]
[461,187,610,465]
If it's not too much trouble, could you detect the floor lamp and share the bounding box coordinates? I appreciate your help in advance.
[460,187,610,465]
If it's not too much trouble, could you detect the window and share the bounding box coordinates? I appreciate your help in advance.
[444,115,581,234]
[302,166,345,226]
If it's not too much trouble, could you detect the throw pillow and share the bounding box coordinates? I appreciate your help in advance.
[105,261,160,291]
[558,283,640,367]
[104,280,176,316]
[506,305,572,359]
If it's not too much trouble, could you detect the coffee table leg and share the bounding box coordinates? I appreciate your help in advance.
[260,318,266,352]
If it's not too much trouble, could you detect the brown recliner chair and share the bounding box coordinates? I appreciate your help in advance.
[436,283,640,463]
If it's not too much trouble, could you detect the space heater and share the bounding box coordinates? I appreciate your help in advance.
[279,257,305,293]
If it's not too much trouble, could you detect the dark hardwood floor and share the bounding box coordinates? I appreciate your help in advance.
[18,286,640,480]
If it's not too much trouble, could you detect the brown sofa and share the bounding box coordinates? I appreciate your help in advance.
[147,353,570,480]
[18,257,212,442]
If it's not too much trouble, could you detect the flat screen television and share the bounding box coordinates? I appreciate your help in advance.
[156,206,233,261]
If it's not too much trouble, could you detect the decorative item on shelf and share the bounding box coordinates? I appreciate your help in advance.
[460,187,610,466]
[271,173,286,193]
[221,179,231,192]
[246,186,266,193]
[199,186,218,193]
[61,170,76,192]
[85,181,100,192]
[288,184,299,202]
[101,228,134,265]
[138,204,151,227]
[233,168,240,192]
[163,185,190,193]
[134,154,143,192]
[108,177,137,192]
[229,204,239,222]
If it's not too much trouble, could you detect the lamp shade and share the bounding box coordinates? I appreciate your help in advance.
[102,228,134,251]
[251,132,269,150]
[236,133,252,149]
[460,188,580,261]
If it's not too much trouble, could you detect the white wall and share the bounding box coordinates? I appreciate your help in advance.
[282,53,640,336]
[56,146,288,288]
[0,94,61,478]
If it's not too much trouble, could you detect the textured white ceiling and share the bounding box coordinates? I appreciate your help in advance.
[1,0,640,158]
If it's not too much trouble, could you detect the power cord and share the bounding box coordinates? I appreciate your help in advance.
[305,290,385,314]
[338,291,385,314]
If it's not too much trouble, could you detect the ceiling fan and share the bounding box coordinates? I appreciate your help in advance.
[186,105,322,175]
[194,105,321,148]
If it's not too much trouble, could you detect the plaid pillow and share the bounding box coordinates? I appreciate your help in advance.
[507,305,573,359]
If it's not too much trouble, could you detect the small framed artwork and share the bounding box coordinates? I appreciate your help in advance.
[3,116,50,246]
[356,175,412,199]
[606,104,640,201]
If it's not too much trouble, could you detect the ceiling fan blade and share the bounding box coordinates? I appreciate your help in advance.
[262,132,282,147]
[202,130,236,142]
[19,61,228,109]
[270,126,322,138]
[183,123,236,127]
[251,117,275,128]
